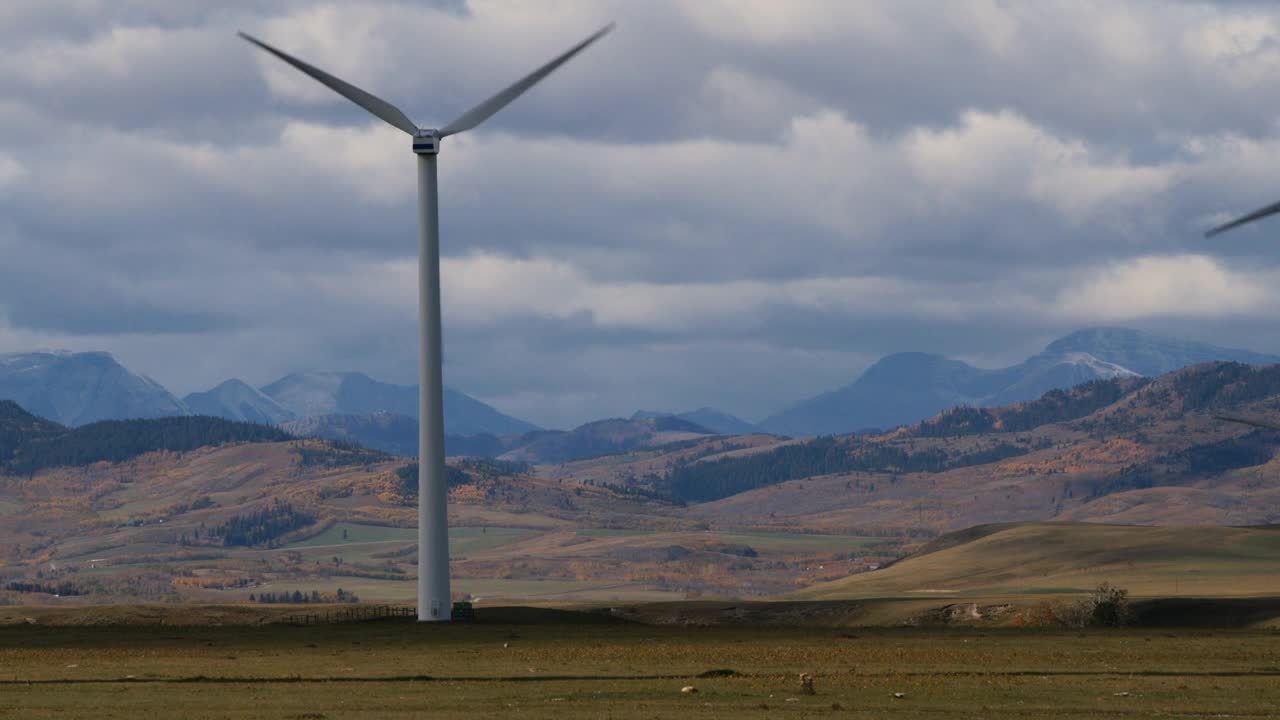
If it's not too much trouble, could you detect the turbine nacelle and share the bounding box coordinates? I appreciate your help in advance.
[413,130,440,155]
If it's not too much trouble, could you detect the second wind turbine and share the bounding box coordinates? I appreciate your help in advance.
[240,23,613,621]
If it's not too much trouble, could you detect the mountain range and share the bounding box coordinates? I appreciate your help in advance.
[0,351,187,427]
[3,327,1278,447]
[260,371,538,436]
[757,328,1280,437]
[289,412,719,463]
[0,353,536,436]
[280,411,419,457]
[183,379,294,426]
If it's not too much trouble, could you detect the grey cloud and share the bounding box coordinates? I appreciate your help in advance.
[8,1,1280,428]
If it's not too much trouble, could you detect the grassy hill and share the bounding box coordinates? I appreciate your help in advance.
[796,522,1280,600]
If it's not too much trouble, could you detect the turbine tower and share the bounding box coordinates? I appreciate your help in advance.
[240,23,613,621]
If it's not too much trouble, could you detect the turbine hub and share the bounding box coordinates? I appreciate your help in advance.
[412,130,440,155]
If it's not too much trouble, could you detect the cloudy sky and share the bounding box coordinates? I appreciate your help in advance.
[5,0,1280,428]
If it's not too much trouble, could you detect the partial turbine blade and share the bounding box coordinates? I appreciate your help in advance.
[1204,198,1280,238]
[439,23,614,137]
[1214,414,1280,432]
[239,31,418,136]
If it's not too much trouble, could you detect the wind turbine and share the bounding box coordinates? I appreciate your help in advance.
[240,23,613,621]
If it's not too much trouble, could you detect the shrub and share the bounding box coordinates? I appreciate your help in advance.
[1088,582,1132,627]
[1019,598,1092,628]
[1017,583,1131,628]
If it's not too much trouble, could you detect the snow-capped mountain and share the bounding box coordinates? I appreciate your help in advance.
[0,351,188,426]
[0,352,537,438]
[758,328,1280,437]
[260,371,538,436]
[1040,327,1280,376]
[183,379,295,425]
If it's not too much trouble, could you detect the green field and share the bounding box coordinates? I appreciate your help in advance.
[288,522,418,547]
[2,612,1279,718]
[450,525,538,555]
[284,523,535,557]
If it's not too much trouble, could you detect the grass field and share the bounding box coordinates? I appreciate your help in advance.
[247,577,659,603]
[287,523,418,547]
[711,531,879,552]
[798,523,1280,600]
[1,611,1279,718]
[576,528,651,538]
[573,528,877,552]
[282,523,536,560]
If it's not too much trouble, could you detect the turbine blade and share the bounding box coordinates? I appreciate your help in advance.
[439,23,614,137]
[239,31,418,136]
[1214,414,1280,432]
[1204,198,1280,238]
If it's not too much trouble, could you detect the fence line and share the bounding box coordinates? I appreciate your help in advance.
[281,605,415,625]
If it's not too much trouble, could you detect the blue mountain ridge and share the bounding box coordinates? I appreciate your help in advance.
[757,328,1280,437]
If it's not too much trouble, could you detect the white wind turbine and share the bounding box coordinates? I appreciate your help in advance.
[240,23,613,621]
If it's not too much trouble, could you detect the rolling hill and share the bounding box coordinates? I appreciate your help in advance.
[8,358,1280,606]
[499,416,716,463]
[0,432,882,604]
[280,413,724,463]
[632,408,756,435]
[795,522,1280,599]
[0,400,66,465]
[0,400,292,476]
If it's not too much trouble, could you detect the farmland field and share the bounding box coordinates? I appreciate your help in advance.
[283,523,536,558]
[287,522,418,547]
[1,609,1279,719]
[712,531,879,552]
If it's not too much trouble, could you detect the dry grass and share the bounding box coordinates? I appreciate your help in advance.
[1,611,1279,718]
[798,523,1280,600]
